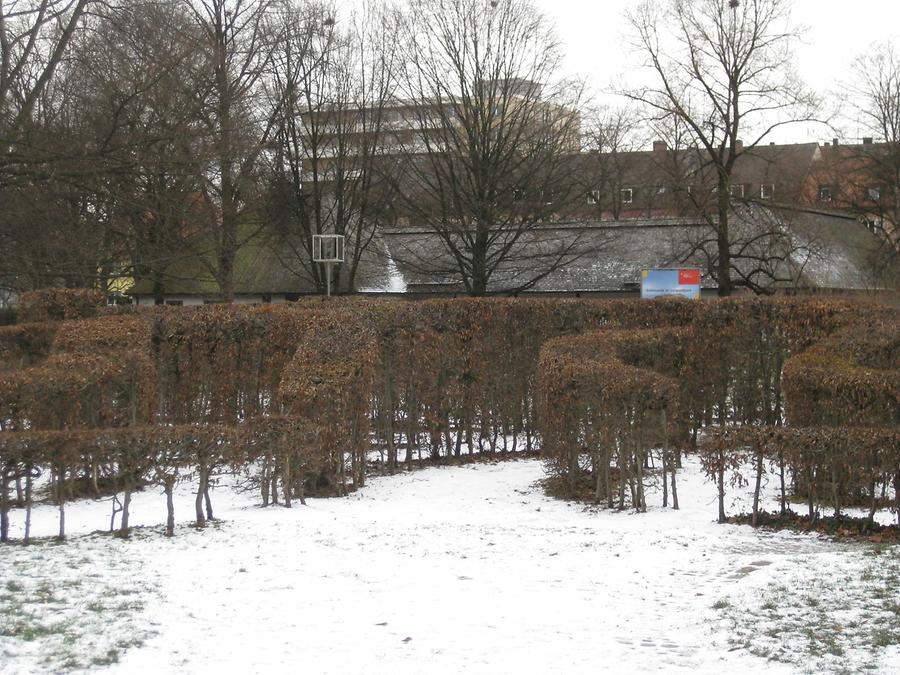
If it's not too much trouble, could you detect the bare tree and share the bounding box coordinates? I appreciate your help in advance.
[0,0,94,170]
[392,0,585,296]
[182,0,282,301]
[578,106,643,220]
[266,0,400,293]
[0,1,219,298]
[840,42,900,288]
[626,0,819,295]
[0,0,97,294]
[88,1,213,303]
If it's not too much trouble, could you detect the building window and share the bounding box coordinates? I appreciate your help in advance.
[760,183,775,200]
[587,189,601,205]
[818,185,833,202]
[166,300,183,306]
[655,185,666,195]
[867,186,881,201]
[729,183,745,199]
[512,187,526,202]
[620,187,634,204]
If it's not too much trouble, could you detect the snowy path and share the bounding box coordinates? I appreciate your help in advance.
[1,457,898,674]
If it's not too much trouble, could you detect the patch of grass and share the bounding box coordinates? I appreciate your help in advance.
[0,554,158,673]
[91,649,120,666]
[871,628,897,648]
[712,598,730,610]
[4,620,68,641]
[718,548,900,673]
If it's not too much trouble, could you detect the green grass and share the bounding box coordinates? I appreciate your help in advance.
[718,548,900,673]
[0,547,158,673]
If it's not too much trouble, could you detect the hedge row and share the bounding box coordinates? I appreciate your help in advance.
[0,418,319,541]
[17,288,106,323]
[783,321,899,428]
[538,329,684,510]
[0,323,57,372]
[0,289,897,541]
[537,298,898,521]
[700,426,900,528]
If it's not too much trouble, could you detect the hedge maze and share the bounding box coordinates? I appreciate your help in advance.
[0,289,897,542]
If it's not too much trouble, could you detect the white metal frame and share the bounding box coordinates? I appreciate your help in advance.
[312,234,345,297]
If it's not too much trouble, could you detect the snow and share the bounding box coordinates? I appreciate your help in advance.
[358,249,407,293]
[1,457,898,674]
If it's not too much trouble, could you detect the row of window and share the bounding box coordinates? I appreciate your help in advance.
[587,183,776,205]
[817,185,883,202]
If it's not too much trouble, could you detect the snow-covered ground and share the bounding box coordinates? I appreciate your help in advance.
[1,457,898,675]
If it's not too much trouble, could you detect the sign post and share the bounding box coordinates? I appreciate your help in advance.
[640,268,701,299]
[312,234,345,297]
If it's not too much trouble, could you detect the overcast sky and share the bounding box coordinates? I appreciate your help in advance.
[343,0,899,145]
[529,0,899,144]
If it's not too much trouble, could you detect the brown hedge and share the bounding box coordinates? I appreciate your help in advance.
[0,352,155,430]
[17,288,106,323]
[0,323,57,371]
[0,295,896,538]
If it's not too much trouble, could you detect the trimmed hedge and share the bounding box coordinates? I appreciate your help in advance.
[17,288,106,323]
[0,295,897,541]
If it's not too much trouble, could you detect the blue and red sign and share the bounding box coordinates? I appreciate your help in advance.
[640,268,701,299]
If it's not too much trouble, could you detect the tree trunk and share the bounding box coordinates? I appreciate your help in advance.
[120,486,132,537]
[283,454,292,509]
[24,466,33,545]
[0,469,9,543]
[195,464,207,527]
[716,179,733,297]
[717,450,726,524]
[165,477,175,537]
[56,464,66,540]
[752,448,764,527]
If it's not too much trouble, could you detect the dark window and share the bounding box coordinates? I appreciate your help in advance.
[729,183,745,199]
[285,293,301,302]
[760,183,775,199]
[818,185,833,202]
[165,300,183,306]
[620,187,634,204]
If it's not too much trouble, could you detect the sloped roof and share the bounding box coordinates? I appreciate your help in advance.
[131,207,883,297]
[130,226,393,297]
[384,219,712,293]
[787,208,884,290]
[384,207,882,294]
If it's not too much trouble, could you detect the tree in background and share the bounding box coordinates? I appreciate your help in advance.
[392,0,585,296]
[577,106,642,220]
[626,0,819,295]
[182,0,282,301]
[0,0,97,294]
[266,1,400,293]
[843,41,900,289]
